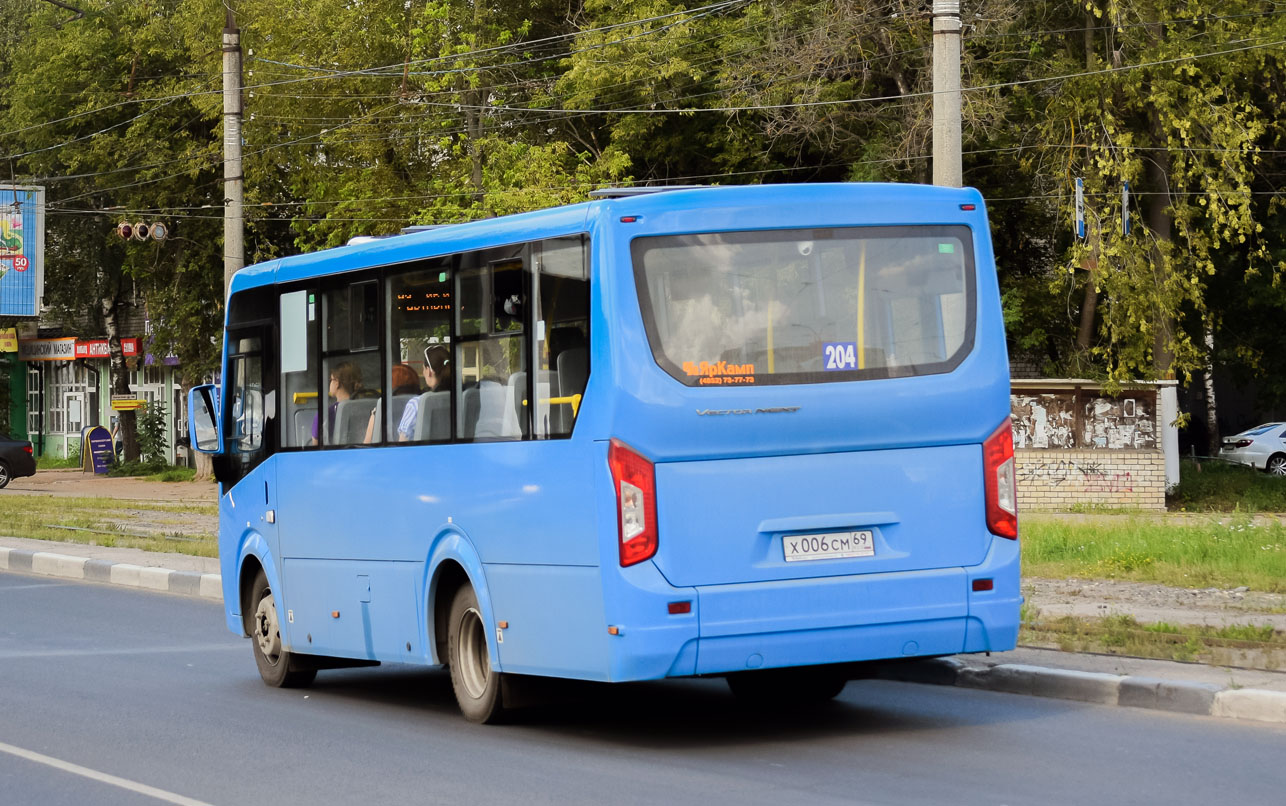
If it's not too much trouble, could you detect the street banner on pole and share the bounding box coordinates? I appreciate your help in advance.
[0,185,45,317]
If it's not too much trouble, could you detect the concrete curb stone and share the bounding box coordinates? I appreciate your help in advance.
[0,546,221,601]
[878,658,1286,725]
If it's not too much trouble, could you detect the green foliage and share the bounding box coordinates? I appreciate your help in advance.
[1168,459,1286,512]
[135,402,168,466]
[4,0,1286,419]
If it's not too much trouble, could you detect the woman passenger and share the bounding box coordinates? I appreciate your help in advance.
[311,360,362,445]
[395,345,452,442]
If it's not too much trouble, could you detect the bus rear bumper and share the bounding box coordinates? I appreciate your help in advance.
[611,535,1020,680]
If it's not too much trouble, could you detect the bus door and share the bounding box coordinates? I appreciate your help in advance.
[220,324,281,616]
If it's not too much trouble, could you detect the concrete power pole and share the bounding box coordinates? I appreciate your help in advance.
[222,10,244,296]
[931,0,963,187]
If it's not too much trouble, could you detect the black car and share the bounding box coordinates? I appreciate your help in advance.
[0,431,36,489]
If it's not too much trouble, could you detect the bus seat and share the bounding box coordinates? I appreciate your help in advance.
[554,346,588,432]
[412,391,450,441]
[507,370,555,437]
[294,405,316,447]
[332,398,376,445]
[463,380,516,440]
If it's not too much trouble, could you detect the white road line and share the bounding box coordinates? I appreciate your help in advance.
[0,740,214,806]
[0,644,242,659]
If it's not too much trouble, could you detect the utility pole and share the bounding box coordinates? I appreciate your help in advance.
[223,9,244,297]
[931,0,963,187]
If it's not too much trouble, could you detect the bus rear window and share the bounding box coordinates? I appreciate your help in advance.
[632,226,976,387]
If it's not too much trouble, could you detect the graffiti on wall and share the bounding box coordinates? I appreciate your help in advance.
[1082,396,1155,449]
[1012,394,1076,449]
[1018,459,1135,493]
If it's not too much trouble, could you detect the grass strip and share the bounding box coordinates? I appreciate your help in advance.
[1022,513,1286,593]
[1020,612,1286,670]
[1167,458,1286,512]
[0,495,217,557]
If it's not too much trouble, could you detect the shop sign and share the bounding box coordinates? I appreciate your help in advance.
[18,337,75,361]
[0,327,16,352]
[75,337,141,359]
[110,393,145,411]
[82,425,115,474]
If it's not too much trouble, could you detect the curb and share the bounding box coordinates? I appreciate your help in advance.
[0,547,222,601]
[875,658,1286,725]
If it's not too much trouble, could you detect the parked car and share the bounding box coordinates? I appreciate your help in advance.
[1219,422,1286,476]
[0,431,37,489]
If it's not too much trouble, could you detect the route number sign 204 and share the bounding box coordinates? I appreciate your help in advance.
[783,530,875,562]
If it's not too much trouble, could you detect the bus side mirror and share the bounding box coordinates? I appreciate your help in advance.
[188,384,223,455]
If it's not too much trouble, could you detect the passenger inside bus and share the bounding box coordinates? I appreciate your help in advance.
[363,363,422,444]
[311,360,363,445]
[399,345,451,441]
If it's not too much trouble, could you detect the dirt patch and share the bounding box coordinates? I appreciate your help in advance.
[1024,577,1286,630]
[4,468,216,504]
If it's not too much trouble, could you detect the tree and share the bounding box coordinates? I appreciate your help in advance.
[0,0,227,460]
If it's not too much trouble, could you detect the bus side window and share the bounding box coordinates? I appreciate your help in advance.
[322,282,381,447]
[280,289,319,449]
[534,236,589,438]
[456,247,527,442]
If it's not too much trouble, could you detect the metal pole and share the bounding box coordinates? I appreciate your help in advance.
[223,10,244,297]
[931,0,963,187]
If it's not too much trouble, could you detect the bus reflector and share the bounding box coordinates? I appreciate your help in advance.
[608,439,658,566]
[972,578,993,592]
[960,204,976,211]
[983,418,1018,539]
[667,601,691,614]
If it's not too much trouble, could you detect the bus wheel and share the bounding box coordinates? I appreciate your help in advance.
[726,666,848,706]
[248,570,316,688]
[447,585,506,723]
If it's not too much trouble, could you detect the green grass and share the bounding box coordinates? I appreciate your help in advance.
[1022,513,1286,592]
[0,495,217,557]
[144,467,197,482]
[1021,611,1285,669]
[36,455,81,469]
[1168,458,1286,512]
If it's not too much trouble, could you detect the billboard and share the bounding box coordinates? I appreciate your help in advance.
[0,185,45,317]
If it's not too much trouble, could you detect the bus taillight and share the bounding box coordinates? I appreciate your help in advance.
[983,418,1018,539]
[608,439,658,566]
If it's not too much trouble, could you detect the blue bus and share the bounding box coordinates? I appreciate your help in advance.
[189,183,1020,722]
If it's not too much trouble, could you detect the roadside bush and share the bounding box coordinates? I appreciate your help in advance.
[136,402,168,466]
[1167,459,1286,512]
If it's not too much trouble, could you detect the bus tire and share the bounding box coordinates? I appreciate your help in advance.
[248,569,317,689]
[726,666,848,706]
[447,585,506,723]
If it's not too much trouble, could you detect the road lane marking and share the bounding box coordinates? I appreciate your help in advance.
[0,644,242,659]
[0,740,214,806]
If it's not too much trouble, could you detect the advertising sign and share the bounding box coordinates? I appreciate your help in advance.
[18,337,76,361]
[82,425,115,474]
[0,185,45,317]
[111,393,145,411]
[0,327,16,353]
[74,337,141,358]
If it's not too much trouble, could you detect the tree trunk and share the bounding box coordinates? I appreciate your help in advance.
[1204,324,1220,457]
[102,295,139,461]
[1076,222,1100,353]
[1145,110,1175,377]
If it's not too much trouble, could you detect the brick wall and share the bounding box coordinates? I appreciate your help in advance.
[1015,448,1166,511]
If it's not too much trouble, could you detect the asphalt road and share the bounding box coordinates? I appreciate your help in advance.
[2,569,1285,806]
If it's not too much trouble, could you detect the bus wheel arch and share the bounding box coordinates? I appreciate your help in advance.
[239,554,267,633]
[430,560,470,666]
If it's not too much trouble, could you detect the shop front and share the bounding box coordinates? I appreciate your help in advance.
[18,335,184,463]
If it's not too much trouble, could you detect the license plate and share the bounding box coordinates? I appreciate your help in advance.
[783,530,875,562]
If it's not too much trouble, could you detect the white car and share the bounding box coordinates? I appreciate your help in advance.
[1219,422,1286,476]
